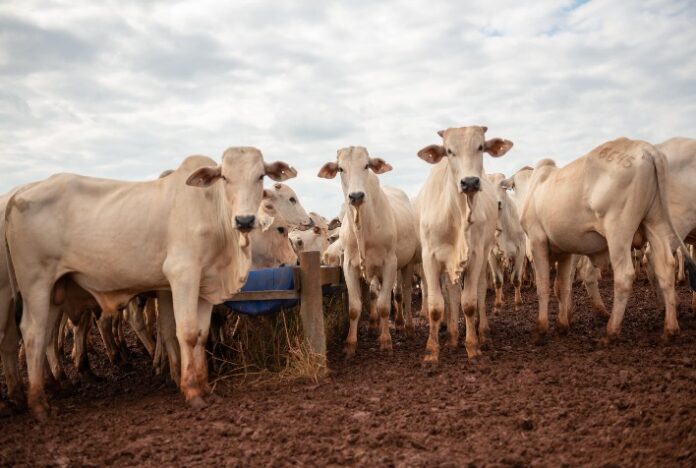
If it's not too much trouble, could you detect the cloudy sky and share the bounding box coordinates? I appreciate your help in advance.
[1,0,695,216]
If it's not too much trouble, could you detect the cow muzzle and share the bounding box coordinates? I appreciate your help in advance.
[460,177,481,194]
[234,215,256,232]
[348,191,366,206]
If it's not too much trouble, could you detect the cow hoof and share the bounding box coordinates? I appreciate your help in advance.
[599,333,618,347]
[593,304,609,318]
[343,343,357,359]
[532,331,547,346]
[379,339,393,354]
[465,346,481,360]
[394,319,405,331]
[423,352,439,364]
[187,395,208,410]
[661,329,680,344]
[557,323,570,336]
[404,325,416,338]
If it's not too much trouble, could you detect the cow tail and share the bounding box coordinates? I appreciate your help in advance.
[651,147,696,291]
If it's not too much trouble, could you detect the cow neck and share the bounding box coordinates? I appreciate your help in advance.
[348,175,383,278]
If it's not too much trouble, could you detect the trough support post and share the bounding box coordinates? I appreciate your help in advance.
[299,251,327,362]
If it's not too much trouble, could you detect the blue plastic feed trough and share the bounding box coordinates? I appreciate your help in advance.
[224,266,298,316]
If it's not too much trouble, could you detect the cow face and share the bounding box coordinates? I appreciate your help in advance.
[266,183,313,230]
[417,126,513,196]
[317,146,392,208]
[487,173,507,212]
[253,201,298,267]
[186,147,296,233]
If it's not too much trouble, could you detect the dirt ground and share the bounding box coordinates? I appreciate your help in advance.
[1,275,696,467]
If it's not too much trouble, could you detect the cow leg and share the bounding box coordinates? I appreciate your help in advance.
[555,255,574,333]
[127,301,155,358]
[422,252,444,363]
[419,275,429,320]
[676,248,685,283]
[583,262,608,317]
[377,256,398,353]
[192,299,213,396]
[169,275,210,407]
[343,262,362,357]
[643,247,665,312]
[445,280,460,348]
[400,263,415,337]
[144,297,157,337]
[393,270,405,331]
[72,310,100,382]
[157,292,181,385]
[20,287,60,418]
[368,280,379,332]
[57,312,68,353]
[530,238,552,342]
[643,225,679,340]
[512,249,525,310]
[604,236,636,342]
[96,315,120,365]
[1,298,25,407]
[45,313,67,384]
[488,253,504,312]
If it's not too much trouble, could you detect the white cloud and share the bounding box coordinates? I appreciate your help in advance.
[1,0,695,217]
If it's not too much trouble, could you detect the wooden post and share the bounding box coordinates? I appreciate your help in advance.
[299,251,326,360]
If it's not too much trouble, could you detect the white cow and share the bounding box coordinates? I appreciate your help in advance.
[289,212,341,258]
[318,147,418,355]
[520,138,696,343]
[487,173,526,311]
[416,126,513,362]
[250,199,298,269]
[4,148,295,417]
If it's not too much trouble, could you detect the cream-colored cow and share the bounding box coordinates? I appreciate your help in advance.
[318,147,418,355]
[487,173,526,310]
[250,200,298,269]
[4,148,295,417]
[289,213,342,258]
[520,137,696,343]
[416,126,513,362]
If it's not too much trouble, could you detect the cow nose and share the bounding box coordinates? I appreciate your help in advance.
[348,192,366,205]
[234,215,256,232]
[460,177,481,193]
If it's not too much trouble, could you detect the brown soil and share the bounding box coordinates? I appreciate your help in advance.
[1,276,696,467]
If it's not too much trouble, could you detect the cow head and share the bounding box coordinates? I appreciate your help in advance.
[317,146,392,209]
[502,165,534,202]
[252,201,298,267]
[186,147,297,233]
[417,126,513,197]
[289,212,329,254]
[264,183,313,230]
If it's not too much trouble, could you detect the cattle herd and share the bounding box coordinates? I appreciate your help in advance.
[1,126,695,420]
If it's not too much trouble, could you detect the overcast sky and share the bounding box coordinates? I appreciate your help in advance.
[1,0,695,216]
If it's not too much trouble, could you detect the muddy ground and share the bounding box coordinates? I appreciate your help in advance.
[1,275,696,467]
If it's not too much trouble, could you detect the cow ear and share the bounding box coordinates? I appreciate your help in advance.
[265,161,297,181]
[262,189,273,199]
[500,178,514,190]
[481,126,488,134]
[327,217,342,230]
[485,138,513,157]
[437,130,445,138]
[318,162,339,179]
[417,145,446,164]
[368,157,392,174]
[186,166,222,187]
[313,226,322,234]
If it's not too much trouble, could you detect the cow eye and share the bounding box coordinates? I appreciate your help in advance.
[364,164,369,170]
[338,167,344,172]
[446,148,454,156]
[258,174,265,181]
[277,227,286,235]
[289,197,296,204]
[478,144,484,152]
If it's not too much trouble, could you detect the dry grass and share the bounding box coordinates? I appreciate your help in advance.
[208,291,347,391]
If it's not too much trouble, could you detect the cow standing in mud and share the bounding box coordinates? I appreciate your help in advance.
[4,148,296,417]
[520,137,696,342]
[318,147,419,356]
[416,126,513,362]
